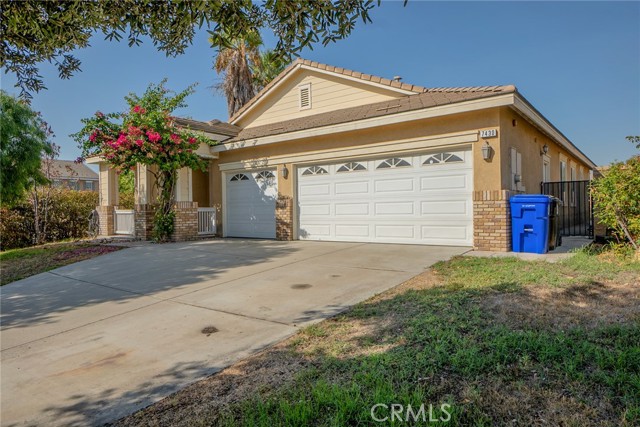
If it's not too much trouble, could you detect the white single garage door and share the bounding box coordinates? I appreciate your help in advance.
[225,169,277,239]
[297,149,473,246]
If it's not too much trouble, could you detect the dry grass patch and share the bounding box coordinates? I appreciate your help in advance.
[1,241,122,285]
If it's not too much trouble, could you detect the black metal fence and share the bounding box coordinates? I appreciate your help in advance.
[541,180,593,238]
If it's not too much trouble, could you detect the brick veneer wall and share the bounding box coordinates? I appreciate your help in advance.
[276,196,294,241]
[96,205,114,236]
[173,201,198,241]
[473,190,513,252]
[135,204,156,240]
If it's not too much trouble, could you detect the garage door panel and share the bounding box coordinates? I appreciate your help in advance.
[374,178,414,193]
[300,204,331,216]
[374,201,415,215]
[375,225,415,239]
[299,224,331,238]
[335,181,368,194]
[420,174,468,191]
[335,203,369,216]
[299,183,330,197]
[297,149,473,246]
[420,200,469,216]
[421,224,469,241]
[335,224,370,238]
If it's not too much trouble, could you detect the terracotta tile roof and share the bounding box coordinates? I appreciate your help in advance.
[224,85,516,143]
[44,160,98,180]
[174,117,240,137]
[228,58,430,123]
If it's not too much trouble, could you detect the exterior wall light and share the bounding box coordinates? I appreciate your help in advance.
[541,144,549,155]
[481,141,493,161]
[281,164,289,179]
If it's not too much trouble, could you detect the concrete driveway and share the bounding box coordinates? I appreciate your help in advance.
[1,239,467,426]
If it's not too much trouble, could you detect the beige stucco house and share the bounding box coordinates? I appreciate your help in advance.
[91,59,597,251]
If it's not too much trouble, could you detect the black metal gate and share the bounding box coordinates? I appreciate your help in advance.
[541,180,593,238]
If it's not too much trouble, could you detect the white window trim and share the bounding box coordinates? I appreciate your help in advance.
[298,83,311,110]
[560,160,567,181]
[542,154,551,183]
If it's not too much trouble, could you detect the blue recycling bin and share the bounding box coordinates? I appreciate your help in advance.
[510,195,553,254]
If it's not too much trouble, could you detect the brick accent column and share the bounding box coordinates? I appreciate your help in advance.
[135,204,156,240]
[276,196,294,241]
[173,201,198,241]
[96,205,115,236]
[473,190,513,252]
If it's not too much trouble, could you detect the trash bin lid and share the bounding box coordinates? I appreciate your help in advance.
[510,194,553,204]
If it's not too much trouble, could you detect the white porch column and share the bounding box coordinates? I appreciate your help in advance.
[175,167,193,202]
[135,164,156,205]
[99,162,119,206]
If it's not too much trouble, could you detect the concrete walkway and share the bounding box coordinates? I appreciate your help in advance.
[466,237,593,262]
[0,239,468,426]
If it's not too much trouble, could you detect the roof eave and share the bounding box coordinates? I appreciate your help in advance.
[511,93,598,169]
[215,93,516,152]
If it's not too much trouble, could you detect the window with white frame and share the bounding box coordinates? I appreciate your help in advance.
[560,160,567,181]
[85,180,94,191]
[230,173,249,182]
[301,165,328,176]
[337,162,366,173]
[559,159,568,203]
[376,157,411,169]
[542,155,551,183]
[570,165,577,206]
[422,152,463,165]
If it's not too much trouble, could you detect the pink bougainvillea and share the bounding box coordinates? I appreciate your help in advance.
[74,80,211,242]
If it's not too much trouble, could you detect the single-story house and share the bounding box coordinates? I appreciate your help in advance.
[45,159,99,191]
[90,59,597,251]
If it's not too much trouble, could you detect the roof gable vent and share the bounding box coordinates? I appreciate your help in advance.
[299,83,311,110]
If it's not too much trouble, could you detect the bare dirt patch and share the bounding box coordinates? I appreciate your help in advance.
[486,275,640,330]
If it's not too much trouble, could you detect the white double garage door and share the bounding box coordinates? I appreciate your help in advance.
[225,148,473,246]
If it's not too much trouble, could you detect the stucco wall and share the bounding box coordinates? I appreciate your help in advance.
[212,109,502,235]
[192,168,209,207]
[498,107,592,192]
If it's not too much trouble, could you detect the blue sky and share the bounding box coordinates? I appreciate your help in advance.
[2,1,638,166]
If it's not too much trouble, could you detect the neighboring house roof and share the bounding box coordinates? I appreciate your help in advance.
[174,117,240,137]
[224,85,516,143]
[229,58,429,124]
[45,160,98,180]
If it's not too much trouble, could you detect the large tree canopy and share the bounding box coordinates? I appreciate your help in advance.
[0,90,53,206]
[1,0,379,100]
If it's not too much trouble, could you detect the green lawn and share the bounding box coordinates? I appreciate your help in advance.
[115,251,640,427]
[1,242,122,285]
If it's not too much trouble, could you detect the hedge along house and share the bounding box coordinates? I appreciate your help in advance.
[90,59,597,251]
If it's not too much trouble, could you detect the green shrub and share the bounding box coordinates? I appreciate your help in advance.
[0,188,98,250]
[591,154,640,250]
[118,170,135,209]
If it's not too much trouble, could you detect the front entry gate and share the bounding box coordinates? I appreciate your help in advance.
[541,180,593,238]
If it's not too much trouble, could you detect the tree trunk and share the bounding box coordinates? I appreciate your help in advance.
[153,169,177,242]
